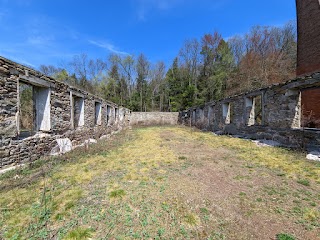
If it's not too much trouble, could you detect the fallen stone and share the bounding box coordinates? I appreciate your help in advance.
[214,131,224,135]
[223,124,238,135]
[85,138,97,144]
[50,138,72,156]
[35,132,51,138]
[73,143,85,150]
[306,151,320,161]
[252,139,281,147]
[0,164,25,175]
[99,135,109,140]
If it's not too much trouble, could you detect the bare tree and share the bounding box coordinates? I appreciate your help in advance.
[228,35,245,65]
[136,54,150,111]
[69,53,89,87]
[109,54,135,101]
[88,58,107,83]
[179,38,201,87]
[39,65,61,76]
[149,61,166,111]
[226,22,297,95]
[69,53,108,91]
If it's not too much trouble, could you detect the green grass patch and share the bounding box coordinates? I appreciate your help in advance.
[276,233,296,240]
[109,189,126,199]
[297,179,310,186]
[64,227,94,240]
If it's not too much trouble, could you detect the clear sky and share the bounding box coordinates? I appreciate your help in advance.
[0,0,297,69]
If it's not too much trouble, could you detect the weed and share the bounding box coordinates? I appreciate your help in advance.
[303,208,319,222]
[157,228,165,237]
[65,201,76,210]
[274,207,284,214]
[276,233,296,240]
[184,213,200,226]
[109,189,126,199]
[276,172,286,177]
[212,231,226,240]
[245,164,254,169]
[64,227,94,240]
[239,192,247,197]
[234,175,251,180]
[297,179,310,186]
[292,206,303,215]
[309,202,317,207]
[200,207,209,214]
[179,226,188,238]
[161,202,170,212]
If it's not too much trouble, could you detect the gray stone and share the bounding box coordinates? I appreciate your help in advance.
[223,124,238,135]
[252,140,281,147]
[100,135,110,140]
[0,164,25,175]
[50,138,72,156]
[306,151,320,161]
[85,139,97,145]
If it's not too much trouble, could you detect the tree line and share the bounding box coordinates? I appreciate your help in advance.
[40,21,297,112]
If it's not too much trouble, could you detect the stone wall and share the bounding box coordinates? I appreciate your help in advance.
[130,112,179,126]
[179,72,320,150]
[0,56,131,168]
[296,0,320,76]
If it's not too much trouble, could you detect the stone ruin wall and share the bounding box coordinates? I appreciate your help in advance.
[179,0,320,150]
[0,56,131,169]
[130,112,179,126]
[179,72,320,150]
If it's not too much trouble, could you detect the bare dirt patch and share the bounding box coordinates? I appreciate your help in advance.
[160,128,320,240]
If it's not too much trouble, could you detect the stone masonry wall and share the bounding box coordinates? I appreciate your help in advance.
[0,56,131,168]
[179,72,320,150]
[130,112,179,126]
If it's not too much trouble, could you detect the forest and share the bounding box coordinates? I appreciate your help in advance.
[39,21,297,112]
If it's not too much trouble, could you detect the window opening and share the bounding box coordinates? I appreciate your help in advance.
[301,88,320,128]
[223,103,231,124]
[18,81,51,138]
[115,107,119,121]
[106,105,111,124]
[18,82,34,138]
[72,95,84,128]
[95,102,102,125]
[254,95,263,125]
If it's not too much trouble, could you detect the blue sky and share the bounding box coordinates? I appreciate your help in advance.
[0,0,296,69]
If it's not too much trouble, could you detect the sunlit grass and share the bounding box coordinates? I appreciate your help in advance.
[0,127,179,238]
[174,127,320,182]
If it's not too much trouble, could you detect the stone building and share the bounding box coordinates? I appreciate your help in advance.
[179,73,320,150]
[0,56,130,168]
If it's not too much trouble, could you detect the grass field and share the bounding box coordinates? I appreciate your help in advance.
[0,126,319,240]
